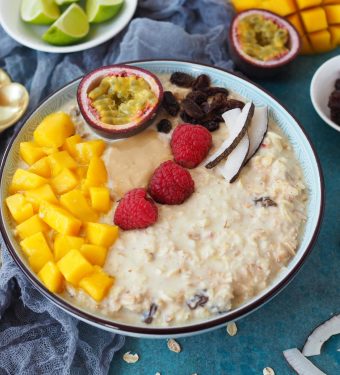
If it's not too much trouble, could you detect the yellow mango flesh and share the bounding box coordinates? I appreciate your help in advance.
[62,134,82,158]
[60,189,98,222]
[39,201,82,236]
[85,156,108,187]
[330,25,340,43]
[38,261,64,293]
[80,244,107,267]
[89,187,111,212]
[6,193,34,223]
[57,249,94,285]
[20,232,53,273]
[54,234,85,261]
[10,169,47,193]
[79,267,114,302]
[86,222,119,247]
[24,184,59,211]
[75,140,105,163]
[50,168,79,195]
[29,157,51,178]
[34,112,75,148]
[325,4,340,23]
[301,7,328,32]
[19,142,45,165]
[16,214,49,240]
[48,151,77,177]
[309,29,333,52]
[295,0,321,9]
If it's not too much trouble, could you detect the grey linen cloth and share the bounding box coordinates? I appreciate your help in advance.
[0,0,234,374]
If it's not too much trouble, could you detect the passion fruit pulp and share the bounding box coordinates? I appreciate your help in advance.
[229,9,301,79]
[77,65,163,139]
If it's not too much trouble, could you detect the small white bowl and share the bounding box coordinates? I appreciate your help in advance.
[0,0,137,54]
[310,55,340,132]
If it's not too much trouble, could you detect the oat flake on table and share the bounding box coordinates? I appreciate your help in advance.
[122,351,139,363]
[167,339,181,353]
[263,367,275,375]
[226,322,238,336]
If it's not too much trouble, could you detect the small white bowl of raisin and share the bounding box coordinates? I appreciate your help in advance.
[311,55,340,132]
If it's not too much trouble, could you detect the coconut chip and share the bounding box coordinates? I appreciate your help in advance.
[283,348,326,375]
[123,351,139,363]
[167,338,181,353]
[263,367,275,375]
[226,322,238,336]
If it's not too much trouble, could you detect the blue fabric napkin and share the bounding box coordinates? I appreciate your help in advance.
[0,0,234,373]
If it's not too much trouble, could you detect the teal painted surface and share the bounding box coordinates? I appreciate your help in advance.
[110,49,340,375]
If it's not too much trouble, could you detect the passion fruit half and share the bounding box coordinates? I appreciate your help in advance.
[77,65,163,139]
[229,9,301,79]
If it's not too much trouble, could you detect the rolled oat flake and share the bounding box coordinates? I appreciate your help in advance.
[226,321,238,336]
[263,367,275,375]
[122,351,139,363]
[167,338,181,353]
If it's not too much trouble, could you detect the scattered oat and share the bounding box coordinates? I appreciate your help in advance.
[263,367,275,375]
[155,373,161,375]
[167,338,181,353]
[226,321,238,336]
[122,351,139,363]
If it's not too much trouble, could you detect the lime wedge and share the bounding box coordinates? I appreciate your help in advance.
[55,0,78,5]
[42,4,89,46]
[86,0,124,24]
[21,0,60,25]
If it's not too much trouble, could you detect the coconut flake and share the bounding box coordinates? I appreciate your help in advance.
[302,314,340,357]
[205,102,254,168]
[246,106,268,161]
[283,348,326,375]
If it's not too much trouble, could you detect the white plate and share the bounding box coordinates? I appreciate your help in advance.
[0,0,137,53]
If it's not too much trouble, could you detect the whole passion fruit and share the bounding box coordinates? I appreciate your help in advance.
[77,65,163,139]
[229,9,301,79]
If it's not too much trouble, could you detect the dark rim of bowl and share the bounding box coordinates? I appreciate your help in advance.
[229,9,301,69]
[0,59,324,336]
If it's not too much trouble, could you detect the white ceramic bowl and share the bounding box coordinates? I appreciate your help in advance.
[0,0,137,53]
[310,55,340,132]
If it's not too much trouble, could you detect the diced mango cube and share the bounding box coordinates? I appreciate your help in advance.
[325,4,340,24]
[33,112,75,148]
[48,151,77,177]
[19,142,45,165]
[50,168,79,195]
[29,157,51,178]
[89,187,111,213]
[85,156,107,187]
[20,232,53,273]
[86,222,119,247]
[38,261,64,293]
[309,29,333,52]
[41,147,59,156]
[39,202,82,235]
[62,134,82,158]
[10,169,47,193]
[231,0,260,12]
[6,194,34,223]
[75,166,87,180]
[330,25,340,44]
[295,0,321,10]
[79,267,114,302]
[60,189,98,222]
[300,35,314,54]
[25,184,59,211]
[80,244,107,266]
[301,7,328,33]
[287,13,305,36]
[57,249,94,285]
[16,214,49,240]
[258,0,297,16]
[75,140,105,163]
[54,234,85,261]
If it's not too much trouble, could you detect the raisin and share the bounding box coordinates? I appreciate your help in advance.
[180,110,194,123]
[328,90,340,110]
[203,86,229,97]
[187,294,209,310]
[157,119,172,134]
[170,72,194,88]
[335,79,340,90]
[254,197,277,207]
[142,303,158,324]
[162,91,180,116]
[186,90,208,105]
[182,98,205,119]
[209,93,230,112]
[219,99,245,113]
[200,101,210,113]
[331,108,340,125]
[192,74,210,90]
[202,121,220,132]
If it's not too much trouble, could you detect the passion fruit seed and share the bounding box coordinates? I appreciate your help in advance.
[88,75,157,125]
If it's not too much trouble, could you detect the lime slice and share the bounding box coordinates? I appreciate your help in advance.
[42,4,89,46]
[21,0,60,25]
[86,0,124,24]
[55,0,78,5]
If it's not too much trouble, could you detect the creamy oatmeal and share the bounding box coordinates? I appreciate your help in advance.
[64,75,307,326]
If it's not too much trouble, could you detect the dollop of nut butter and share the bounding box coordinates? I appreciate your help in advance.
[105,129,172,197]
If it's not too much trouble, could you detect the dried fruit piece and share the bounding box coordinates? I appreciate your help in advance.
[226,321,238,336]
[162,91,180,116]
[202,121,220,132]
[123,352,139,364]
[182,98,205,119]
[179,110,196,124]
[167,339,181,353]
[203,87,229,97]
[335,79,340,90]
[157,119,172,134]
[170,72,194,87]
[246,106,268,161]
[186,90,208,105]
[328,90,340,110]
[142,303,158,324]
[187,294,209,310]
[254,197,277,207]
[192,74,210,90]
[222,99,245,111]
[209,93,230,112]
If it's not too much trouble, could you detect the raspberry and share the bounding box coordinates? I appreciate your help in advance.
[170,124,212,168]
[114,188,158,230]
[148,160,195,205]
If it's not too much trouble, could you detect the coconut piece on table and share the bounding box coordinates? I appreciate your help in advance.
[246,106,268,162]
[205,102,254,169]
[283,348,326,375]
[302,314,340,357]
